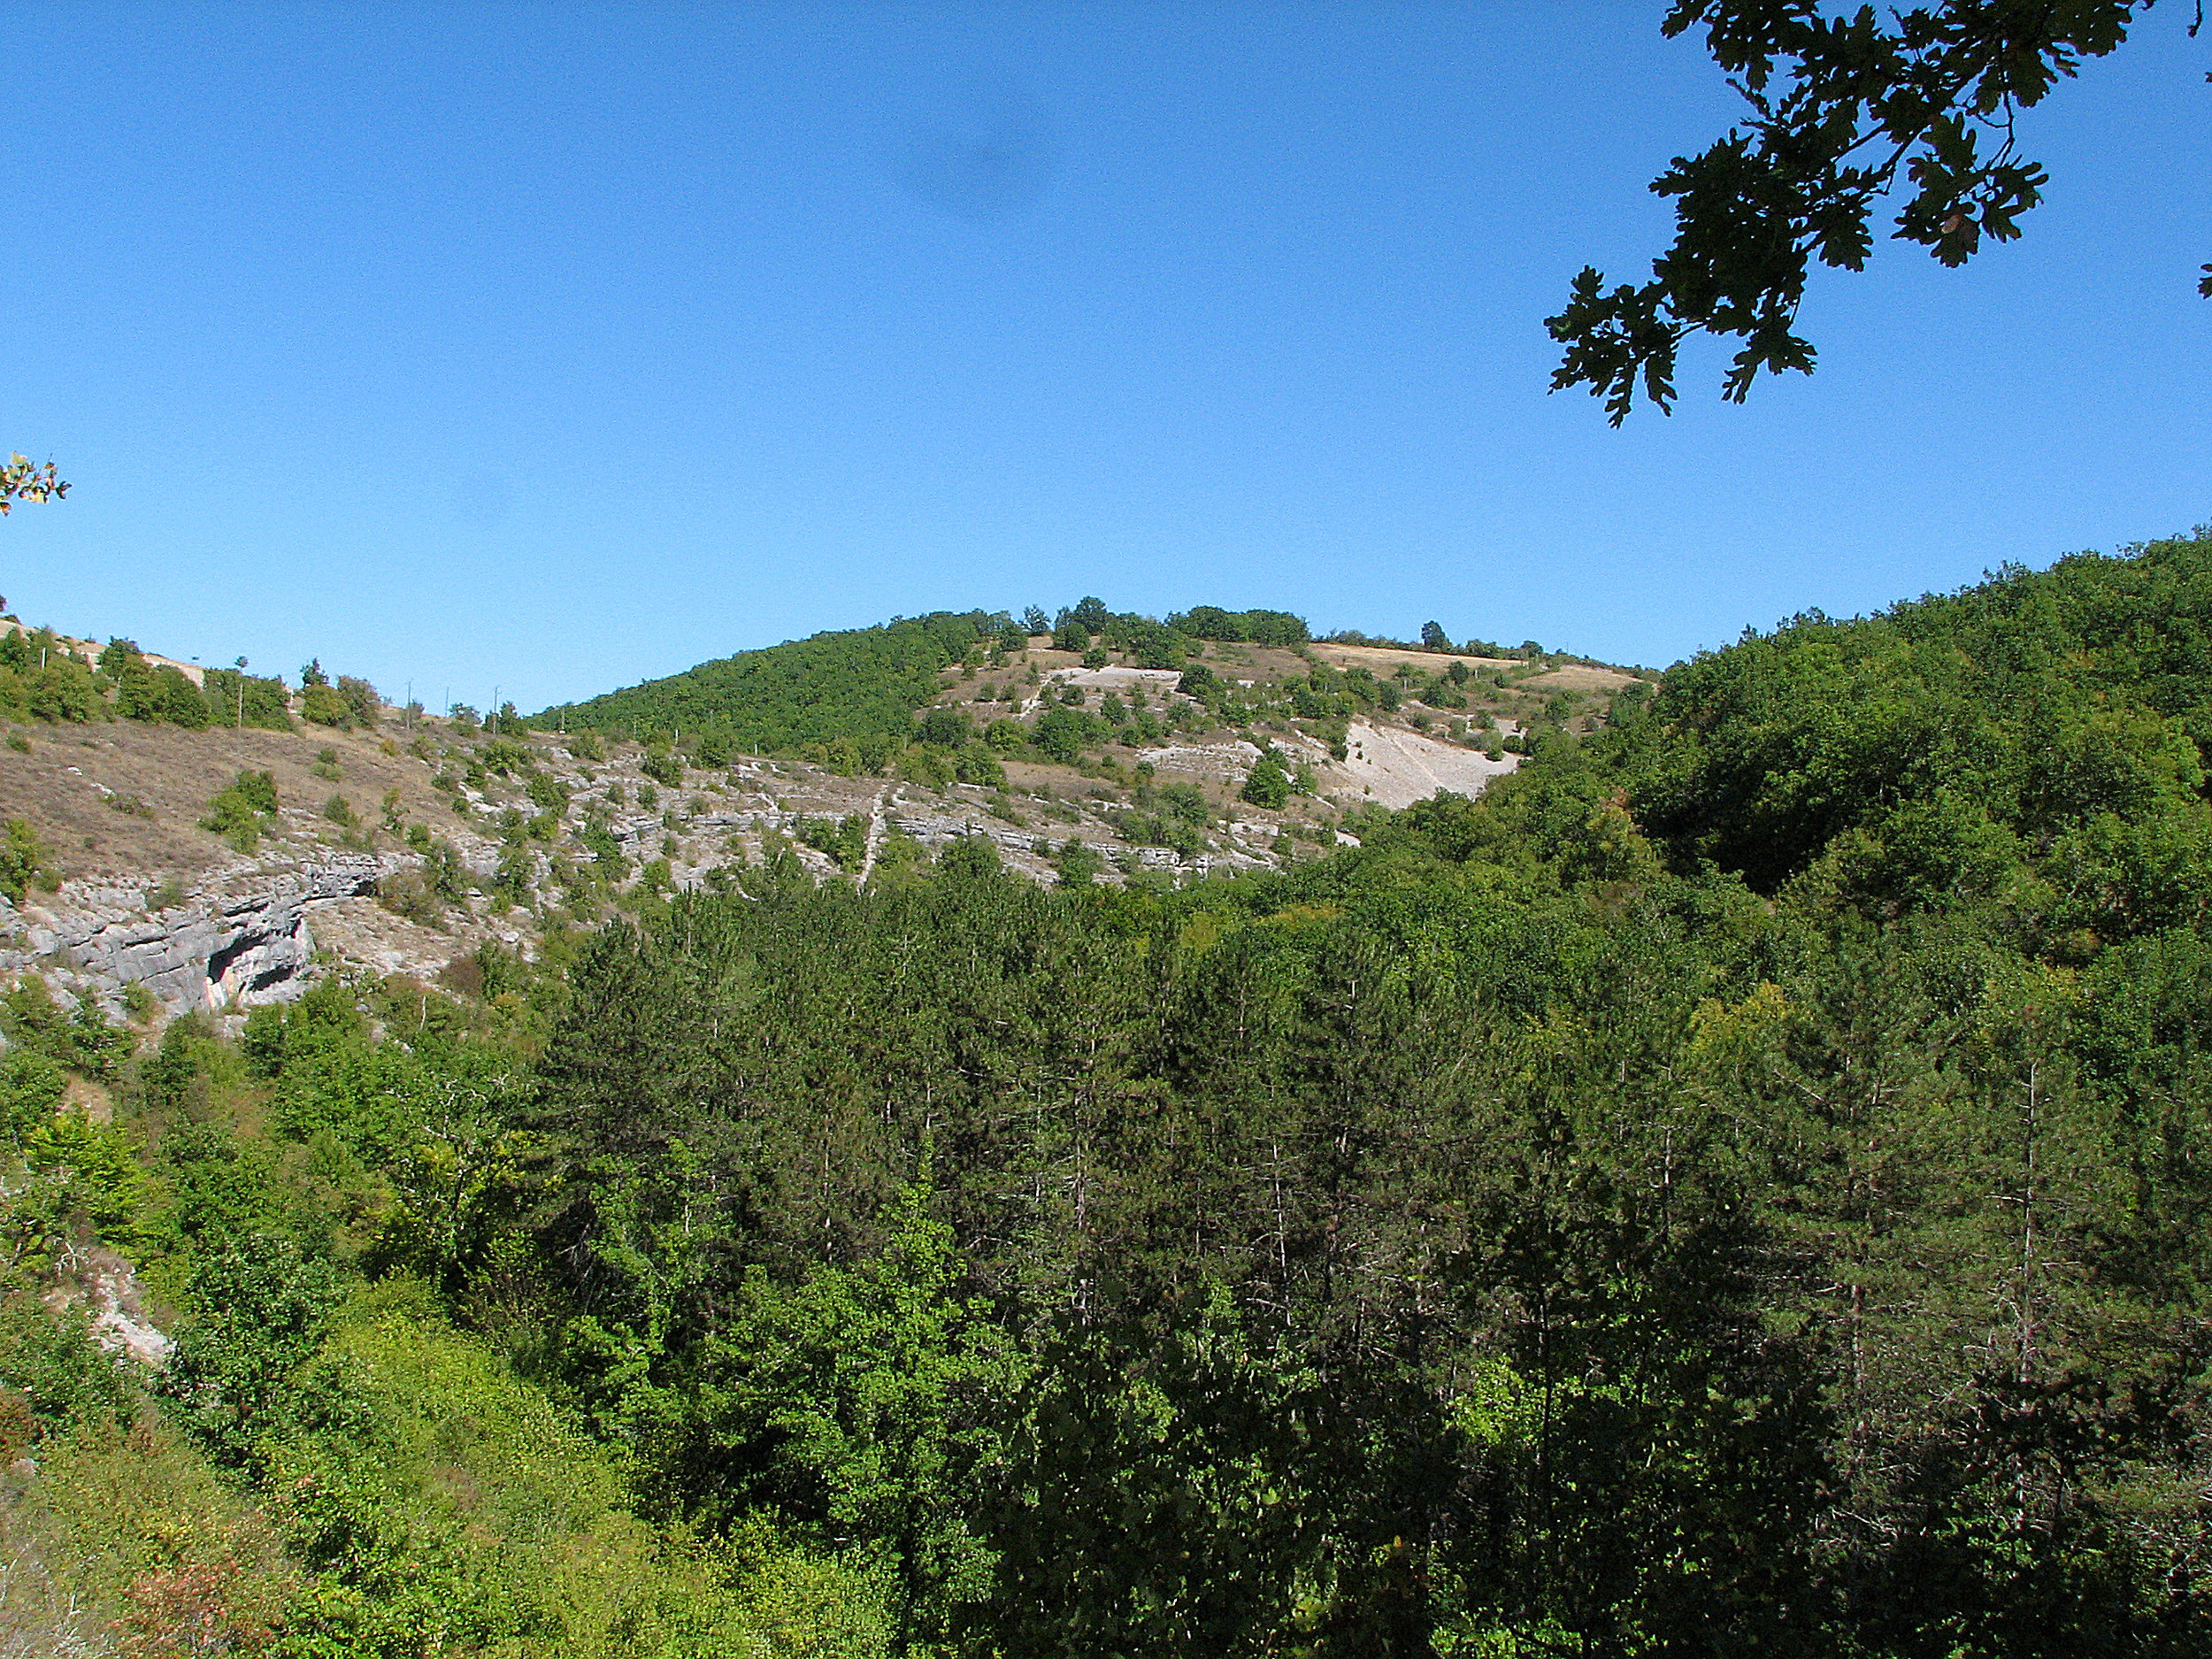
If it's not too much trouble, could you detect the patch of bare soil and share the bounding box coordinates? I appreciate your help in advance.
[1309,642,1522,677]
[1327,719,1519,810]
[1518,663,1640,693]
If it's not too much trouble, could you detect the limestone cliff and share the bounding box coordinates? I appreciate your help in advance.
[0,853,399,1014]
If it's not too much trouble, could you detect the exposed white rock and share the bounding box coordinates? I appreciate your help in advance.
[45,1245,171,1368]
[0,854,407,1012]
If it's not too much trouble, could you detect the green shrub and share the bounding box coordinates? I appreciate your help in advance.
[1051,838,1102,887]
[797,815,868,872]
[23,1110,147,1240]
[578,824,627,883]
[0,1296,134,1437]
[494,843,534,904]
[0,814,53,902]
[0,980,134,1080]
[337,674,380,726]
[301,684,351,727]
[0,1048,65,1147]
[525,769,570,813]
[1240,750,1292,808]
[916,706,971,748]
[954,747,1006,788]
[157,665,211,727]
[424,840,470,902]
[27,657,102,722]
[202,664,295,730]
[1032,707,1102,765]
[223,778,273,821]
[158,1235,360,1470]
[901,747,955,788]
[203,772,279,852]
[480,738,529,776]
[1156,780,1210,825]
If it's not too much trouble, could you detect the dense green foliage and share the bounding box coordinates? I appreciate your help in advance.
[1165,605,1311,647]
[541,611,1007,752]
[502,529,2212,1654]
[0,626,319,731]
[0,815,53,903]
[10,531,2212,1654]
[203,769,282,852]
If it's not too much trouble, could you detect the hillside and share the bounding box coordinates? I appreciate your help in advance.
[537,599,1638,781]
[12,540,2212,1655]
[546,610,997,751]
[0,598,1639,1025]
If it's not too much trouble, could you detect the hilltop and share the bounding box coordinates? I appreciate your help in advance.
[541,600,1636,777]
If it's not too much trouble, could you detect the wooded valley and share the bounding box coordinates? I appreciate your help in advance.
[7,530,2212,1655]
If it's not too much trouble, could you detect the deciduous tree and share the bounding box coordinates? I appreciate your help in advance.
[1551,2,2200,420]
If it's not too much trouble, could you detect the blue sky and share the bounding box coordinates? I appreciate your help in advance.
[4,4,2207,711]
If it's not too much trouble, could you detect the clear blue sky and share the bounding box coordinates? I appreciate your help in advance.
[4,4,2207,711]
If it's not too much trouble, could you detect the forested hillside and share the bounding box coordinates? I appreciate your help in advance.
[7,530,2212,1655]
[543,611,1001,752]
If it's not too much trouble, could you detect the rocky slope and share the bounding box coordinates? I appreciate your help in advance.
[1,630,1640,1017]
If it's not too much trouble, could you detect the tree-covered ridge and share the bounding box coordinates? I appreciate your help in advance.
[1616,526,2212,901]
[0,620,388,733]
[536,599,1315,750]
[540,611,1002,751]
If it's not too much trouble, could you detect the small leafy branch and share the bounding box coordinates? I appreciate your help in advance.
[0,454,67,515]
[1549,2,2197,422]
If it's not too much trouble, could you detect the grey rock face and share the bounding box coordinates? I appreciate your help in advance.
[0,855,395,1013]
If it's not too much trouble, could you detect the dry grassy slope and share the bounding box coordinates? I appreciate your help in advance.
[0,641,1641,895]
[0,718,451,890]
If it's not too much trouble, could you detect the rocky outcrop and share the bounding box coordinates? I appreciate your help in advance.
[0,854,396,1013]
[45,1244,171,1367]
